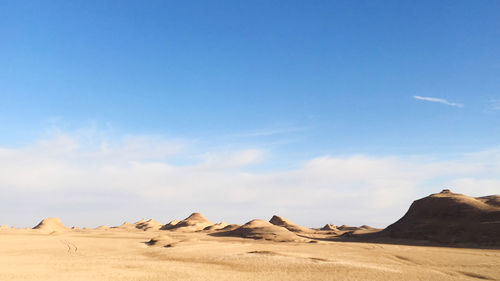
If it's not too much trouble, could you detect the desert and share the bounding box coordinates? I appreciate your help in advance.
[1,190,499,281]
[2,2,500,280]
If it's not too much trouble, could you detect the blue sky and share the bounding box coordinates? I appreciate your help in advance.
[1,1,499,227]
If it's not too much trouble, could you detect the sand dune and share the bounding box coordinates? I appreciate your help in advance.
[359,225,376,230]
[160,219,179,230]
[1,190,500,280]
[0,224,9,230]
[269,215,314,233]
[135,219,162,231]
[203,222,228,232]
[383,189,500,245]
[219,219,306,242]
[320,224,338,231]
[340,225,381,237]
[352,226,381,235]
[95,225,110,230]
[113,221,136,230]
[18,190,500,246]
[338,225,359,231]
[165,213,214,232]
[219,224,240,231]
[337,224,379,233]
[93,219,163,231]
[32,217,69,232]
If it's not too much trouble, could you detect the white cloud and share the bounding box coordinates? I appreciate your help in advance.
[413,95,463,108]
[447,178,500,196]
[197,149,267,169]
[0,129,499,228]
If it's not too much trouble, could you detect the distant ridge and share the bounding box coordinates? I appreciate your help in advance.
[269,215,314,233]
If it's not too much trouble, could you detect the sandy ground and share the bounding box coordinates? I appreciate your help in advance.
[0,229,499,281]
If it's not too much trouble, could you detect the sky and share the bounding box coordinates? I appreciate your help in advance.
[1,0,499,228]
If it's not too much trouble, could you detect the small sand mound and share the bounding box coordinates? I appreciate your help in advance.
[203,222,228,232]
[135,219,162,231]
[221,219,305,242]
[359,225,376,230]
[146,235,178,247]
[320,224,338,231]
[220,224,240,231]
[338,225,359,231]
[341,226,383,237]
[167,213,214,232]
[114,221,136,230]
[0,224,9,230]
[160,219,179,230]
[95,225,110,230]
[269,215,314,233]
[33,218,69,232]
[177,213,213,226]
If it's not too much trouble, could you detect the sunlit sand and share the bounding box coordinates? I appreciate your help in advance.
[1,191,499,281]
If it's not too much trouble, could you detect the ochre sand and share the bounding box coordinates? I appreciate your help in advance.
[0,228,499,281]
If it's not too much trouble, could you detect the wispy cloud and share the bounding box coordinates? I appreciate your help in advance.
[413,96,463,108]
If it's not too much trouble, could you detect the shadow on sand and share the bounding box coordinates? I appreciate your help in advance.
[296,232,500,250]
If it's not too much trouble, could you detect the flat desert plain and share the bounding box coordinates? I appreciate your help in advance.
[0,228,499,281]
